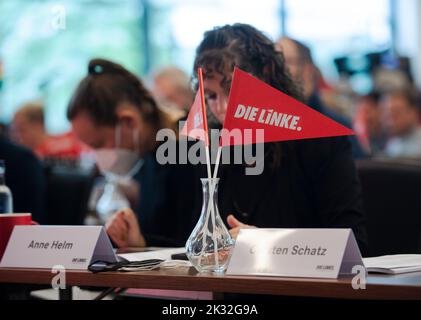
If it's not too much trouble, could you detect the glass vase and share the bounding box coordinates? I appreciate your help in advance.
[185,178,235,274]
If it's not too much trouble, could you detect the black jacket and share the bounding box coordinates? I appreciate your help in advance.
[216,137,367,255]
[134,136,367,256]
[135,147,198,247]
[0,135,46,222]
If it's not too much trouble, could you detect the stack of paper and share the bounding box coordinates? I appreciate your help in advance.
[363,255,421,274]
[118,247,186,262]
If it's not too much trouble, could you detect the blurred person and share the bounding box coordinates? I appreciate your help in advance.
[0,133,46,222]
[354,92,387,156]
[11,102,88,161]
[67,58,197,247]
[0,123,9,136]
[417,91,421,122]
[152,66,194,113]
[276,37,367,159]
[11,102,47,152]
[105,24,367,254]
[36,131,89,162]
[383,90,421,158]
[0,125,46,300]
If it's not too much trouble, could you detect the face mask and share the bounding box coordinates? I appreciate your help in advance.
[94,125,144,181]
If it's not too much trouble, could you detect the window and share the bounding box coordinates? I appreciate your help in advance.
[0,0,394,132]
[284,0,392,85]
[148,0,281,73]
[0,0,143,133]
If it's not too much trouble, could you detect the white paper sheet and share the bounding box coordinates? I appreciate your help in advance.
[118,247,186,262]
[363,255,421,274]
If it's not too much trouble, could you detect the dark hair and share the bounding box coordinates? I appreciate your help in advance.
[360,91,381,105]
[418,91,421,113]
[194,24,303,101]
[67,58,171,131]
[385,89,420,111]
[193,23,303,166]
[16,102,45,126]
[286,38,314,66]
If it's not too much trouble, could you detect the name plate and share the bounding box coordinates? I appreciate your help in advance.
[226,229,363,279]
[0,226,118,270]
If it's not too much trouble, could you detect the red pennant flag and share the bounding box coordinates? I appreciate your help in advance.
[180,69,209,146]
[221,68,355,147]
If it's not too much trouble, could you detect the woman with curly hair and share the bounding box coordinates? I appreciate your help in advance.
[191,24,367,254]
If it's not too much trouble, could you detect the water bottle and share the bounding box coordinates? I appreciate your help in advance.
[0,160,13,214]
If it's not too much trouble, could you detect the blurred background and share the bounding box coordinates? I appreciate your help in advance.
[0,1,421,251]
[0,0,419,134]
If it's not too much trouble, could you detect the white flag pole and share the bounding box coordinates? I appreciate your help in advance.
[198,68,219,268]
[212,146,222,180]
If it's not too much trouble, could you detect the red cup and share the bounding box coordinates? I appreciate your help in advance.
[0,213,33,261]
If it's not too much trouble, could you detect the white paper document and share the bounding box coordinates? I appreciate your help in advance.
[363,255,421,274]
[118,247,186,262]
